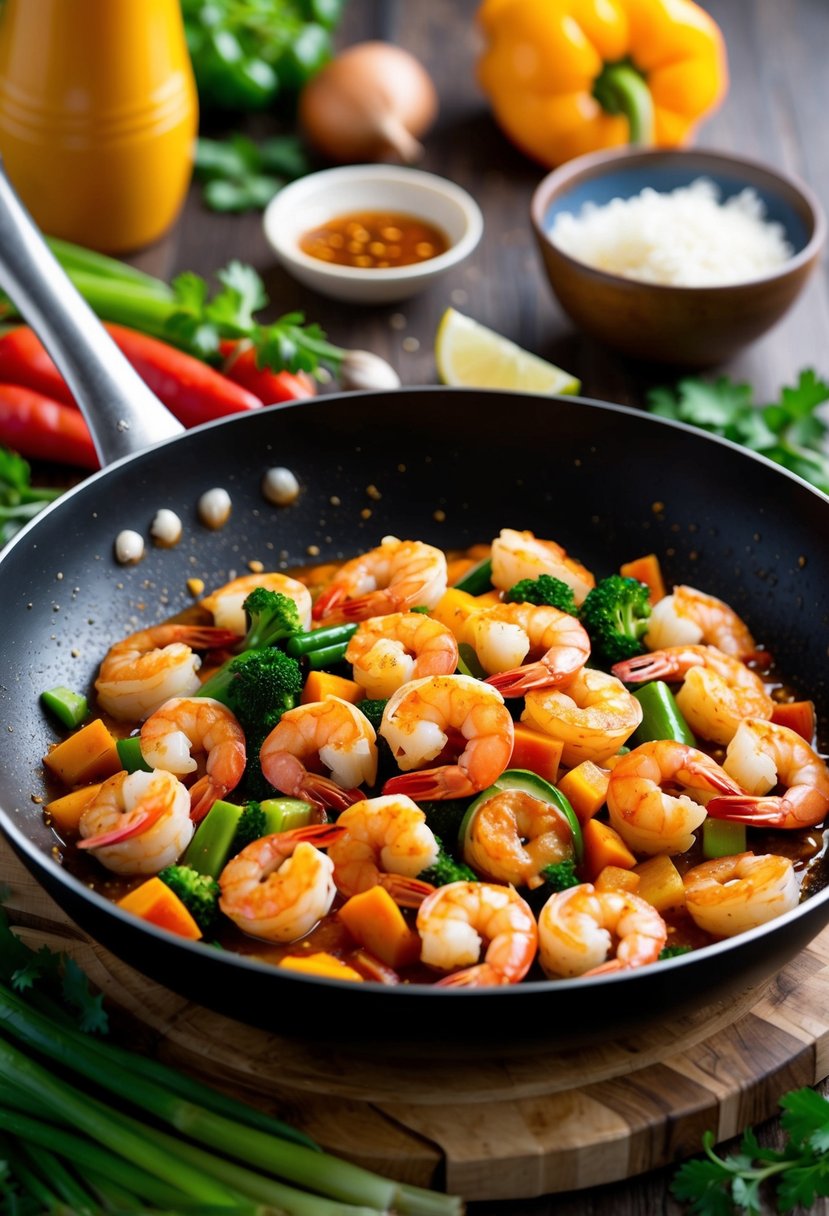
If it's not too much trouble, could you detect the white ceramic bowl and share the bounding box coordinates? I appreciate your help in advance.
[263,164,484,304]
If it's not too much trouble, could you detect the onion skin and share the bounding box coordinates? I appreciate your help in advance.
[298,41,439,165]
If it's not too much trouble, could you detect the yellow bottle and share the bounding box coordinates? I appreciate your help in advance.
[0,0,198,252]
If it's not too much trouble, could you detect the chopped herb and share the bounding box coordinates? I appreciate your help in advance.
[0,447,62,546]
[195,133,312,213]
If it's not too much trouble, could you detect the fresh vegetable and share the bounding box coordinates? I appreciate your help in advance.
[116,877,203,940]
[231,798,313,854]
[647,369,829,495]
[660,945,692,960]
[181,0,343,112]
[702,818,747,860]
[39,686,88,730]
[630,681,696,747]
[509,723,563,785]
[460,770,583,866]
[196,133,312,213]
[115,734,153,773]
[337,885,422,970]
[456,642,488,681]
[219,339,316,402]
[539,859,580,892]
[452,557,494,595]
[417,839,477,887]
[298,41,439,164]
[0,447,62,546]
[672,1086,829,1215]
[632,855,685,913]
[619,553,667,604]
[41,719,121,786]
[771,700,816,743]
[239,587,304,649]
[594,864,640,895]
[278,952,365,981]
[555,760,611,824]
[581,819,636,882]
[184,799,244,878]
[357,699,389,731]
[505,574,579,614]
[301,669,363,705]
[157,865,222,935]
[580,574,652,664]
[430,587,486,644]
[286,620,358,657]
[476,0,728,167]
[0,917,462,1215]
[0,384,98,469]
[44,784,102,835]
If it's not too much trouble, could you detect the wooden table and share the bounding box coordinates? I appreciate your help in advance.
[28,2,829,1213]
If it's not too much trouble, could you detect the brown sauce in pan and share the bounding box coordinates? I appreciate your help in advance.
[45,546,829,983]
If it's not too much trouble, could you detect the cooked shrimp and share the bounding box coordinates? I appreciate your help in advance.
[606,740,743,855]
[380,674,514,800]
[218,823,345,942]
[469,602,590,696]
[77,769,192,876]
[259,697,378,814]
[612,644,774,746]
[313,536,448,622]
[537,884,667,978]
[490,528,595,605]
[201,571,312,634]
[327,794,439,907]
[95,623,237,722]
[645,585,760,659]
[417,881,538,986]
[140,696,246,822]
[462,786,576,889]
[683,852,800,937]
[521,667,642,768]
[344,612,459,699]
[706,718,829,829]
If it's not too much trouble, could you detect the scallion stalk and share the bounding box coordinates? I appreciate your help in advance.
[14,1139,99,1215]
[286,622,358,657]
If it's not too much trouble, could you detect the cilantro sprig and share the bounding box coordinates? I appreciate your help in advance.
[672,1088,829,1214]
[195,133,312,213]
[0,448,62,546]
[647,370,829,495]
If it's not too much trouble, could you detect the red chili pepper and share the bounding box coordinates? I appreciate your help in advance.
[0,324,263,429]
[103,324,263,426]
[0,384,98,468]
[0,327,76,406]
[218,340,316,404]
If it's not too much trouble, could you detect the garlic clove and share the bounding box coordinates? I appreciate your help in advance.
[198,488,232,530]
[339,349,401,392]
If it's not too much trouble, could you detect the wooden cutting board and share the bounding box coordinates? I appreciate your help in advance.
[4,843,829,1203]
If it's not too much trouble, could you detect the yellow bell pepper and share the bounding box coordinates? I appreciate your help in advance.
[476,0,728,168]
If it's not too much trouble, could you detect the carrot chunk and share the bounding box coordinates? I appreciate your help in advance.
[337,885,422,969]
[510,724,564,784]
[301,670,363,705]
[594,865,641,894]
[44,783,102,834]
[117,877,202,940]
[43,719,122,786]
[556,760,610,823]
[771,699,816,743]
[581,819,637,882]
[278,951,364,982]
[619,553,667,604]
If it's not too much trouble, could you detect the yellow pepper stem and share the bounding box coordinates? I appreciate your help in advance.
[592,61,655,147]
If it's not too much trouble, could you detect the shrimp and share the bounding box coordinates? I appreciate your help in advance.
[606,740,744,855]
[537,884,667,978]
[416,881,538,986]
[344,612,459,699]
[312,536,448,622]
[462,785,576,889]
[140,696,246,822]
[489,528,595,605]
[612,645,774,746]
[380,674,514,800]
[644,585,761,660]
[469,602,590,696]
[95,623,237,722]
[200,571,312,635]
[77,769,192,876]
[706,718,829,829]
[218,823,345,943]
[521,667,642,768]
[259,697,378,814]
[327,794,439,907]
[683,852,800,937]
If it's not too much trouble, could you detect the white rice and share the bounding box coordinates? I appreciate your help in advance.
[549,177,793,286]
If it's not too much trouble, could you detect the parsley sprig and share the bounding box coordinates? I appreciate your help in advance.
[647,370,829,495]
[0,448,61,546]
[672,1089,829,1214]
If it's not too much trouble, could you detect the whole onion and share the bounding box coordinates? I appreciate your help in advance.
[298,41,439,165]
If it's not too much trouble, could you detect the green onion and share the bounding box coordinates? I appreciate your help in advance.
[630,680,696,746]
[452,557,493,595]
[286,622,358,657]
[40,686,88,729]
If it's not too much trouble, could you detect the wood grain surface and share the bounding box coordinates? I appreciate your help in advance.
[10,1,829,1213]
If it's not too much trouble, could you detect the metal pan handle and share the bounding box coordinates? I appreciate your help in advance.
[0,161,183,466]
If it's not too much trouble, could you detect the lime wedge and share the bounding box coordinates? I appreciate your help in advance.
[435,308,581,395]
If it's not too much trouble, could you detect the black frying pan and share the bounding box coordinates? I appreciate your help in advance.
[0,168,827,1045]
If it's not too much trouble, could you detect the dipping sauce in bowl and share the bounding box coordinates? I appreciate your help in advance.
[299,211,450,269]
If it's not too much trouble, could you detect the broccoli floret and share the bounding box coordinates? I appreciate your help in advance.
[241,588,303,650]
[579,574,651,664]
[158,865,220,934]
[539,859,581,892]
[419,799,471,844]
[231,801,267,853]
[418,837,477,887]
[199,648,303,729]
[358,699,388,731]
[659,944,693,960]
[505,575,578,615]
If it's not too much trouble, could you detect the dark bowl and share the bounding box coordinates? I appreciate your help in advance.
[530,146,826,367]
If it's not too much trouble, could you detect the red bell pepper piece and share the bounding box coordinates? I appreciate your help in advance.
[0,384,98,468]
[218,340,316,404]
[0,327,75,406]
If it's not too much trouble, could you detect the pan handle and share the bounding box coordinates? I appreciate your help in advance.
[0,161,183,466]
